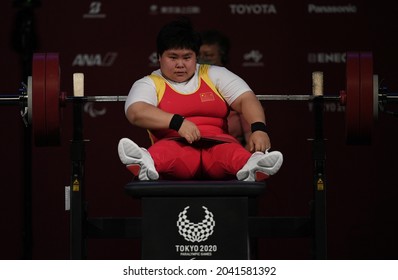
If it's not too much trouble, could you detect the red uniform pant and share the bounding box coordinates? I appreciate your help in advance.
[148,139,252,180]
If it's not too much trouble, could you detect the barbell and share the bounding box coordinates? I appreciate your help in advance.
[1,52,396,146]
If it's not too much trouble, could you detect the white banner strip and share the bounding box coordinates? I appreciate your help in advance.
[1,260,397,280]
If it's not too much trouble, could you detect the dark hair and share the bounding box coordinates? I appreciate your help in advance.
[156,17,202,58]
[200,30,230,65]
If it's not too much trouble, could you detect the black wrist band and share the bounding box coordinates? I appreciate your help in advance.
[251,122,267,133]
[169,114,185,131]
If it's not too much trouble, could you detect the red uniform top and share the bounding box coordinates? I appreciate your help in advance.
[148,64,239,144]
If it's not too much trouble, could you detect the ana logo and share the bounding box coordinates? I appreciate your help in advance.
[177,206,215,242]
[83,1,106,18]
[72,52,118,67]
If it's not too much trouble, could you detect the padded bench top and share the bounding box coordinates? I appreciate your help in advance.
[124,180,266,198]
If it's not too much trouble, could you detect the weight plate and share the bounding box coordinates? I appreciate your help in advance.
[345,52,360,144]
[358,52,373,144]
[45,53,61,146]
[32,53,47,146]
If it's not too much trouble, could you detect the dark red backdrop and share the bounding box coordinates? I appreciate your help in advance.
[1,0,398,259]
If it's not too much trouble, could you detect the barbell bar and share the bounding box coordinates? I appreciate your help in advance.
[1,52,396,146]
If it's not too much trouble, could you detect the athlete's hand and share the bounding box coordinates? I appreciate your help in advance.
[178,120,201,144]
[247,131,271,153]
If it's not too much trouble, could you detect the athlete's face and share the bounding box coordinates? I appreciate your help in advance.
[159,49,197,83]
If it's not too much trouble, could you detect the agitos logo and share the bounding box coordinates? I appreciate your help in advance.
[72,52,118,67]
[177,206,215,242]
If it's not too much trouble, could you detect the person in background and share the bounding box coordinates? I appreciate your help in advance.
[118,18,282,181]
[199,30,251,149]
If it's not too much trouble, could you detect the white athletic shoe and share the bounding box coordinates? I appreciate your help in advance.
[118,138,159,181]
[236,151,283,182]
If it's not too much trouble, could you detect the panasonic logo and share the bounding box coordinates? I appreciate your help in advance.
[72,52,118,67]
[308,4,357,14]
[230,4,277,15]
